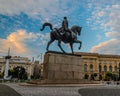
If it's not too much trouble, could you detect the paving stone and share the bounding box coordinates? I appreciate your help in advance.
[78,88,120,96]
[6,83,81,96]
[5,83,120,96]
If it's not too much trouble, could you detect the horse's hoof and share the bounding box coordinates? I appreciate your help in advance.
[78,47,81,50]
[63,51,66,54]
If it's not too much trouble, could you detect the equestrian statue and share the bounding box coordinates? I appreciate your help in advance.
[40,17,82,54]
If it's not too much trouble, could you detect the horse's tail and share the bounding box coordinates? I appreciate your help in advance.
[40,22,53,31]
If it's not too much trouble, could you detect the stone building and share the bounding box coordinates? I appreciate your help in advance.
[1,52,120,80]
[0,56,34,77]
[76,52,120,80]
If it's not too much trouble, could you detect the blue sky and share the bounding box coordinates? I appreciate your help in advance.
[0,0,120,60]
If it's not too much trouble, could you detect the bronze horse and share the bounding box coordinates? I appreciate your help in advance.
[40,22,82,54]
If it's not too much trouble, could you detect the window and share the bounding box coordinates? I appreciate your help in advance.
[90,59,93,62]
[84,64,87,72]
[114,66,117,72]
[104,65,107,72]
[104,60,106,63]
[114,61,117,64]
[83,59,87,63]
[99,65,102,72]
[99,60,102,64]
[109,61,112,64]
[109,65,112,72]
[90,64,93,72]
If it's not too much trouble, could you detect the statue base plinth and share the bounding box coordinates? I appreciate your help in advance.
[43,51,83,84]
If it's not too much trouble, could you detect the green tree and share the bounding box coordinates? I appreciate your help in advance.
[8,69,14,76]
[0,73,3,78]
[105,71,113,81]
[10,66,27,80]
[112,74,118,81]
[94,73,97,77]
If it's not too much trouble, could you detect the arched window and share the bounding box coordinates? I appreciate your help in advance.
[90,64,93,72]
[84,64,87,72]
[109,65,112,72]
[114,66,117,72]
[104,65,107,72]
[99,65,102,72]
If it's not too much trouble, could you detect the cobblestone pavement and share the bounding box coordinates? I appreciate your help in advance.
[79,85,120,96]
[5,83,120,96]
[5,83,82,96]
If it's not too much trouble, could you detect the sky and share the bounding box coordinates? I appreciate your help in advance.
[0,0,120,60]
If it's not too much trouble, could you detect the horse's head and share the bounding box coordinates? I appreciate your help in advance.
[71,26,82,36]
[77,26,82,36]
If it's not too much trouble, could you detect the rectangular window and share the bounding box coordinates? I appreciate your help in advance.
[83,59,87,63]
[90,59,93,62]
[109,61,112,64]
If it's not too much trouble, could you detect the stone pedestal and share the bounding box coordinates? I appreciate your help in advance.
[43,51,83,83]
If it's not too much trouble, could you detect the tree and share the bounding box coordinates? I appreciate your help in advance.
[8,69,14,76]
[0,73,3,78]
[112,74,118,81]
[94,73,97,77]
[118,63,120,80]
[18,66,27,80]
[33,64,41,79]
[105,71,113,81]
[10,66,27,80]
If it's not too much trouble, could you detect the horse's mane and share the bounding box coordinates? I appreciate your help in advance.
[71,25,81,34]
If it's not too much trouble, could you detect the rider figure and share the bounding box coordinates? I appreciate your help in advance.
[62,17,73,37]
[62,16,68,31]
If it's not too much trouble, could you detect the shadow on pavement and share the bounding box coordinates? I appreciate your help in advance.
[0,84,21,96]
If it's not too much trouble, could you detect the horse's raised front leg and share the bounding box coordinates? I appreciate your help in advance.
[70,43,74,54]
[74,40,82,50]
[46,39,54,51]
[58,40,66,53]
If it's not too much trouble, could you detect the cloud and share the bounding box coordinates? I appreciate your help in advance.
[90,3,120,55]
[97,11,106,17]
[91,39,120,54]
[0,30,28,54]
[0,0,82,20]
[105,32,120,38]
[0,30,49,57]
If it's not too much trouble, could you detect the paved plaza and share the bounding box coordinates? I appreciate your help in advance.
[1,83,120,96]
[0,84,21,96]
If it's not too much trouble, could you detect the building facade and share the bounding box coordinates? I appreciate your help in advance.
[1,52,120,80]
[0,56,34,77]
[76,52,120,80]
